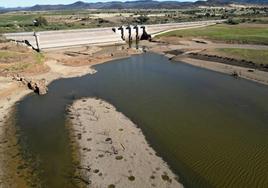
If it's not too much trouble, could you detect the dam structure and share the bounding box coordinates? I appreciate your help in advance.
[113,25,151,41]
[4,20,225,51]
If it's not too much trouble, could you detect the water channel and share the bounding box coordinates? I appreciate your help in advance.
[14,52,268,187]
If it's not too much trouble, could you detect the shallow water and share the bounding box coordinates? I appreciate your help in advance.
[15,52,268,187]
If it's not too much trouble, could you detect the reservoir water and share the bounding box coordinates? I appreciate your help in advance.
[14,52,268,187]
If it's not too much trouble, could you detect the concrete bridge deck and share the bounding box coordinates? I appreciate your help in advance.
[3,20,225,50]
[4,27,124,50]
[147,20,224,37]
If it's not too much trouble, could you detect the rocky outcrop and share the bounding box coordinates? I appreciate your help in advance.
[27,79,47,95]
[12,74,48,95]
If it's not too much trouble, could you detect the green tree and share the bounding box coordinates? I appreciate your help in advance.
[137,15,149,24]
[225,18,239,25]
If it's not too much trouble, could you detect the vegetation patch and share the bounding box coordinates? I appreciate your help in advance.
[115,155,123,160]
[93,169,99,173]
[108,184,115,188]
[158,24,268,45]
[0,43,48,76]
[128,176,135,181]
[3,7,266,33]
[217,48,268,65]
[0,51,18,59]
[34,52,45,64]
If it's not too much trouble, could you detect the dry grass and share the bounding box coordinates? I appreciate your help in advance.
[0,42,49,76]
[216,48,268,65]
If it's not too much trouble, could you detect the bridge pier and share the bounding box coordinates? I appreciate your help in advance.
[126,26,133,41]
[114,25,150,42]
[133,25,140,40]
[117,26,125,41]
[34,32,41,52]
[140,26,151,41]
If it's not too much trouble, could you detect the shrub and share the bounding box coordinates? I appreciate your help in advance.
[137,15,149,24]
[97,18,109,24]
[33,16,48,27]
[225,18,239,25]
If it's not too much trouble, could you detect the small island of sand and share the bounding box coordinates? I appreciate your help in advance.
[68,98,183,188]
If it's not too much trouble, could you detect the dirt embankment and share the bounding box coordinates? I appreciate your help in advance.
[187,52,268,72]
[46,45,140,67]
[164,49,268,72]
[145,37,268,86]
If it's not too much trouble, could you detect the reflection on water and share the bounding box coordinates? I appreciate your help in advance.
[15,52,268,187]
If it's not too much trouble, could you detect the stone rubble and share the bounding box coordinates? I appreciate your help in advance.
[12,74,48,95]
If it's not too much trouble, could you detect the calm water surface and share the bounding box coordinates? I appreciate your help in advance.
[15,53,268,187]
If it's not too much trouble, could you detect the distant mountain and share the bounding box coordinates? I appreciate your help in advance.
[230,0,268,4]
[26,0,193,11]
[196,0,268,6]
[1,0,267,12]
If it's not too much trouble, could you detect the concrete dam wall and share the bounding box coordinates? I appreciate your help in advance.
[4,20,225,50]
[4,27,124,50]
[113,25,151,41]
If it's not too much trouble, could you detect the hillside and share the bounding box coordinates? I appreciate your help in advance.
[27,0,192,11]
[1,0,268,12]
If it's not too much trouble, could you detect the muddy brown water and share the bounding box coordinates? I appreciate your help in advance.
[14,52,268,187]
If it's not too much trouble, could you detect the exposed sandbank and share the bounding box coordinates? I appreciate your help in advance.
[175,57,268,86]
[68,98,183,188]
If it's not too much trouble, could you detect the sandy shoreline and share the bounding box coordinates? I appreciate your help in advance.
[175,57,268,86]
[0,63,97,187]
[68,98,183,188]
[0,44,138,137]
[0,59,97,133]
[145,40,268,86]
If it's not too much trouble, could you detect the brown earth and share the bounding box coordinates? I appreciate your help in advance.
[45,45,140,67]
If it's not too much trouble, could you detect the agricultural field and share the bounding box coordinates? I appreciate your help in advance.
[3,7,268,33]
[0,10,205,33]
